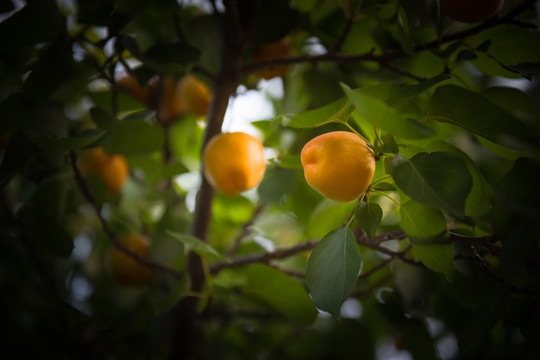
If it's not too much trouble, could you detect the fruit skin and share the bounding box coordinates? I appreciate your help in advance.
[203,132,266,196]
[79,147,129,194]
[177,75,212,117]
[107,234,152,287]
[253,38,291,80]
[440,0,503,23]
[301,131,376,202]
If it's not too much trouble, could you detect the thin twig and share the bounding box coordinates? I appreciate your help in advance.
[358,257,394,280]
[69,151,183,279]
[226,204,264,256]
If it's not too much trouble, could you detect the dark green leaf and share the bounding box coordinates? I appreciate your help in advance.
[388,73,451,107]
[428,85,539,153]
[306,227,361,315]
[242,264,318,325]
[251,0,298,45]
[390,152,472,217]
[424,141,492,216]
[355,202,382,240]
[399,200,454,281]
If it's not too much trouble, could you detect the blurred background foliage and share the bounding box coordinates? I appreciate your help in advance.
[0,0,539,359]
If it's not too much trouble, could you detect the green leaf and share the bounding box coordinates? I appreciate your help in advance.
[371,182,396,192]
[390,152,472,217]
[167,231,228,262]
[242,264,318,325]
[427,85,539,153]
[341,83,434,139]
[306,199,357,239]
[257,167,297,204]
[288,97,352,128]
[424,141,493,217]
[89,109,165,156]
[388,73,451,107]
[399,201,454,281]
[355,202,382,240]
[306,227,361,315]
[29,129,107,151]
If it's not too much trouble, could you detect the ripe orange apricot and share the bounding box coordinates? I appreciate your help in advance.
[79,147,129,194]
[301,131,376,202]
[107,234,152,287]
[177,74,212,117]
[253,38,291,80]
[440,0,503,23]
[203,132,266,196]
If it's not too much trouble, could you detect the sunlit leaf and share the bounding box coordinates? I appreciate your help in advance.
[288,97,352,128]
[167,231,228,262]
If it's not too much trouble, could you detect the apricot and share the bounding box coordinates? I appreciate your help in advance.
[203,132,266,196]
[79,147,129,194]
[301,131,375,202]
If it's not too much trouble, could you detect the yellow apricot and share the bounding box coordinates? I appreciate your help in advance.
[203,132,266,196]
[79,147,129,194]
[107,234,152,287]
[177,74,212,117]
[253,38,291,80]
[155,75,185,124]
[301,131,375,202]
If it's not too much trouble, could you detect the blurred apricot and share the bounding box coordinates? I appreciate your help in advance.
[253,38,291,79]
[301,131,375,202]
[107,234,152,287]
[177,74,212,117]
[156,75,184,124]
[203,132,266,196]
[79,147,129,194]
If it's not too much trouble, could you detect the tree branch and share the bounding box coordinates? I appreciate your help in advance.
[69,151,183,279]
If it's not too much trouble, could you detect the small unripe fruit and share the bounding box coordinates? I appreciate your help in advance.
[107,234,152,287]
[203,132,266,196]
[301,131,376,202]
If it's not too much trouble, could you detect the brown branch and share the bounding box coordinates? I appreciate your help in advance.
[358,257,394,280]
[69,151,183,279]
[210,239,319,274]
[240,0,537,81]
[450,232,500,255]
